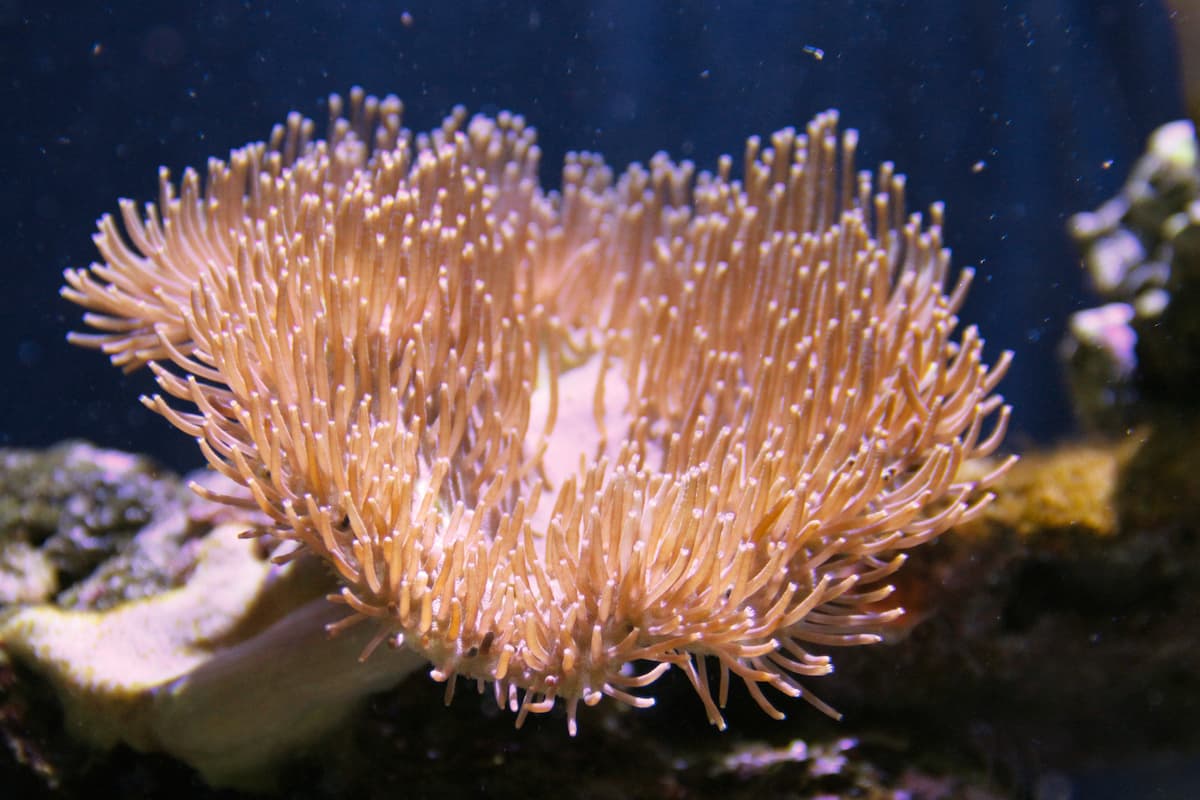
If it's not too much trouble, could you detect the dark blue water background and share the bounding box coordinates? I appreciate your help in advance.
[0,0,1182,471]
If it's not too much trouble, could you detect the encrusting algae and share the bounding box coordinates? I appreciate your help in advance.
[59,88,1013,734]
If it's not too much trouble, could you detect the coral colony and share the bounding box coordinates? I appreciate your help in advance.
[63,89,1011,733]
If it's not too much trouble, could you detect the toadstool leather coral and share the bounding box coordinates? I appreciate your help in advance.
[60,88,1013,736]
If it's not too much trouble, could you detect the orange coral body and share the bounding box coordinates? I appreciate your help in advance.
[63,89,1013,732]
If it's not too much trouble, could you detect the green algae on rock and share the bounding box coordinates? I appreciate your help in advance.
[0,441,183,605]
